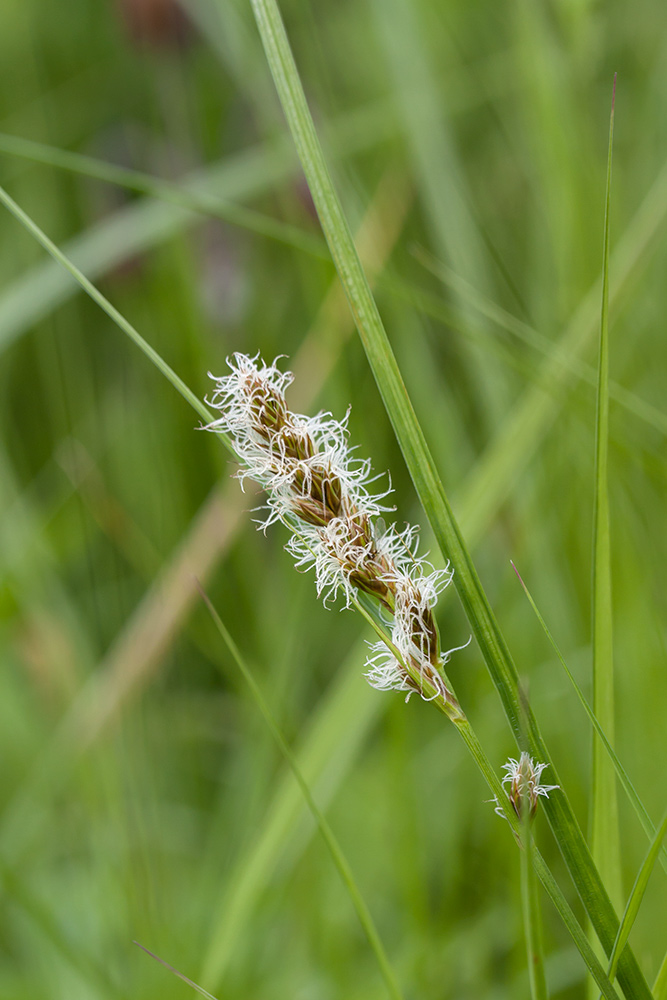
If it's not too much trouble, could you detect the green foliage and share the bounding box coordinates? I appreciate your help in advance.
[1,1,666,998]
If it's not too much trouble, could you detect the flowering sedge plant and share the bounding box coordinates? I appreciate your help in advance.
[205,353,467,719]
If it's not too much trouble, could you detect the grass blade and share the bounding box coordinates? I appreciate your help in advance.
[605,808,667,990]
[0,131,328,259]
[530,846,621,1000]
[591,75,622,910]
[246,4,652,996]
[134,941,221,1000]
[0,182,214,429]
[198,588,405,1000]
[0,98,395,360]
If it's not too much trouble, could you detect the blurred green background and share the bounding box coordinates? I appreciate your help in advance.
[1,0,666,997]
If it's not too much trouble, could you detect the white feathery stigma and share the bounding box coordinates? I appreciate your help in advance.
[495,751,559,819]
[206,353,466,713]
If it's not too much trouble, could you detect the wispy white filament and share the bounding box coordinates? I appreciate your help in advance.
[494,752,559,818]
[501,753,559,799]
[206,353,464,704]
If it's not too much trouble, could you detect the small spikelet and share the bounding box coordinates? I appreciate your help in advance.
[495,752,559,819]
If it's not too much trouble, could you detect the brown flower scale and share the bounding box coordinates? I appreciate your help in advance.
[212,359,458,710]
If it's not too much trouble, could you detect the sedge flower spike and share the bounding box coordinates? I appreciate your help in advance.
[498,752,559,820]
[206,353,465,716]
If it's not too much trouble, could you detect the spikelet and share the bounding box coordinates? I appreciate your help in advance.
[206,353,466,715]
